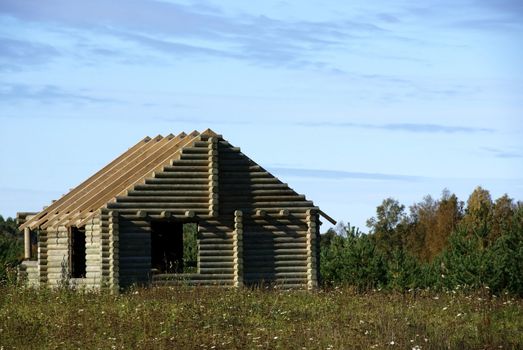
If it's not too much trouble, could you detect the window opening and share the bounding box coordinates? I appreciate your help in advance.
[70,226,86,278]
[151,221,198,274]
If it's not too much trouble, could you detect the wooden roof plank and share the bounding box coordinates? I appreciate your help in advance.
[37,135,165,229]
[43,133,185,229]
[75,130,203,227]
[22,136,154,230]
[53,131,202,228]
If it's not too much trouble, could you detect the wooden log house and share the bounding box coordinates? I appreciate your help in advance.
[17,129,335,290]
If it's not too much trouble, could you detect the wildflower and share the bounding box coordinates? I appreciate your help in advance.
[274,336,278,340]
[442,306,448,311]
[390,340,395,345]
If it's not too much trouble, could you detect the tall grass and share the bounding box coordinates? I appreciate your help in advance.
[1,285,521,349]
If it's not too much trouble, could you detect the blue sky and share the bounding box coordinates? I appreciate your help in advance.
[1,0,522,230]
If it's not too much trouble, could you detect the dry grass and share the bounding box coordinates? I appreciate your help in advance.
[0,285,522,349]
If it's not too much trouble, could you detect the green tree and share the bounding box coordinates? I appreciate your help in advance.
[0,215,23,283]
[462,186,493,246]
[320,223,387,290]
[490,194,515,241]
[366,198,407,257]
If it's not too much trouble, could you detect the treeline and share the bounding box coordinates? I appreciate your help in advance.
[2,186,522,295]
[321,187,523,295]
[0,216,22,282]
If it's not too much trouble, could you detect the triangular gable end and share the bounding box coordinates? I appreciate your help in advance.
[104,133,315,220]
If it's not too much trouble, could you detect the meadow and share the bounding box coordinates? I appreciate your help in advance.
[1,285,522,349]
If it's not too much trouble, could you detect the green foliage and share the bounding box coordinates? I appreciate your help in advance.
[386,248,421,291]
[183,223,198,273]
[323,188,523,295]
[321,223,387,290]
[0,215,23,283]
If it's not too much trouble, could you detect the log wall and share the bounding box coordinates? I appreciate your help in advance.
[32,215,102,289]
[115,134,318,289]
[117,215,151,288]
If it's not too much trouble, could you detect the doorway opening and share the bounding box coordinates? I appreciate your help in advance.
[151,221,198,274]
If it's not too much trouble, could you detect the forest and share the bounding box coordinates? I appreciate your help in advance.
[321,186,523,295]
[1,186,522,295]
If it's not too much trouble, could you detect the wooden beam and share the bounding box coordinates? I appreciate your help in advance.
[74,130,203,227]
[21,136,153,230]
[318,209,336,225]
[45,134,179,228]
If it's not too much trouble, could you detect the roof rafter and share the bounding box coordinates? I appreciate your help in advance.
[21,136,153,230]
[44,132,194,229]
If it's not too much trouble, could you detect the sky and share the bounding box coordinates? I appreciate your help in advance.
[1,0,522,230]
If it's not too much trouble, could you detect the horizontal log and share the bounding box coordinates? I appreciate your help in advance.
[153,273,233,281]
[243,243,307,250]
[198,238,233,244]
[219,183,289,190]
[242,254,307,261]
[152,280,233,286]
[108,203,209,209]
[171,159,209,166]
[134,184,208,191]
[145,178,208,185]
[199,255,234,262]
[115,196,210,203]
[244,272,307,279]
[181,147,208,154]
[154,171,209,178]
[220,195,306,202]
[198,261,234,268]
[199,243,234,250]
[112,208,209,215]
[127,190,210,197]
[199,250,234,257]
[199,267,234,274]
[199,220,232,228]
[243,266,308,273]
[220,202,314,210]
[243,259,307,267]
[242,224,308,231]
[220,178,281,184]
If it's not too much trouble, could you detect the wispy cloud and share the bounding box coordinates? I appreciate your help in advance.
[269,167,423,181]
[0,83,115,104]
[482,147,523,158]
[0,37,58,71]
[0,0,384,69]
[297,121,495,134]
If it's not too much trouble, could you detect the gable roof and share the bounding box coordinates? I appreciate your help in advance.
[21,128,335,230]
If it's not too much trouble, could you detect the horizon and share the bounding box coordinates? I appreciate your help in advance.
[1,0,522,230]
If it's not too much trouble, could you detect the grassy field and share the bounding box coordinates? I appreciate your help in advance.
[0,285,522,349]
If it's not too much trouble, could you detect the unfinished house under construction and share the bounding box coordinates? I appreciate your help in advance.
[18,129,335,290]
